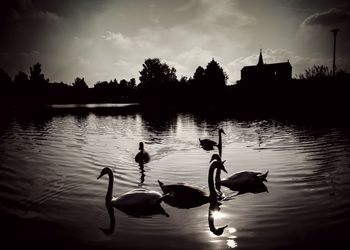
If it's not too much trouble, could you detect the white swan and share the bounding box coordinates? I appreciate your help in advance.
[157,160,227,209]
[135,142,150,165]
[199,129,225,154]
[210,154,268,193]
[98,167,168,216]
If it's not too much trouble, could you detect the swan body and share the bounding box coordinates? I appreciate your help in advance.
[210,154,268,193]
[199,138,217,150]
[98,167,168,216]
[158,160,227,209]
[112,189,164,209]
[220,171,268,190]
[199,129,225,154]
[135,142,150,165]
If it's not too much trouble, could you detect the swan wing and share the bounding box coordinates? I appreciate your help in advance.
[220,172,257,188]
[113,189,162,208]
[162,184,207,199]
[199,139,217,148]
[135,151,150,164]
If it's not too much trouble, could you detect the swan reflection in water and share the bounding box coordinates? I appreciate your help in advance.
[100,203,116,235]
[208,202,227,236]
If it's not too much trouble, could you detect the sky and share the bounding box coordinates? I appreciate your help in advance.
[1,0,350,86]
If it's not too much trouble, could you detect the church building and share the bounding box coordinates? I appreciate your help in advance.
[238,50,292,84]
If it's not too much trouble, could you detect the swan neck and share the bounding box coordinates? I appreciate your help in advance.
[215,168,221,183]
[106,171,114,202]
[218,132,222,157]
[208,164,218,201]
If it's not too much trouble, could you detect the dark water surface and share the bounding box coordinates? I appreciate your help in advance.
[1,107,350,249]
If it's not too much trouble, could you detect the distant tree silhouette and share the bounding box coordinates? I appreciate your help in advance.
[204,59,228,88]
[138,58,178,102]
[13,71,29,87]
[299,65,331,80]
[72,77,88,89]
[192,66,205,88]
[29,62,49,88]
[139,58,177,88]
[0,68,11,88]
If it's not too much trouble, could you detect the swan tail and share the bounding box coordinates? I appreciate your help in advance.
[260,171,269,182]
[157,180,164,187]
[157,193,170,204]
[157,180,167,193]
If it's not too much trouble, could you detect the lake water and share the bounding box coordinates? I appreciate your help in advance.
[1,106,350,249]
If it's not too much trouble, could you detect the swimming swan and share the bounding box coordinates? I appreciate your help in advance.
[157,160,227,209]
[135,142,150,165]
[211,154,268,194]
[98,167,168,216]
[199,129,225,154]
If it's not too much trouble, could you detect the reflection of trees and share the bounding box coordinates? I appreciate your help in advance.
[140,112,178,140]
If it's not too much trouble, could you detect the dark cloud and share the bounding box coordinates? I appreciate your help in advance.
[302,8,350,26]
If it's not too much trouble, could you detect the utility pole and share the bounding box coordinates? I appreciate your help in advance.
[331,29,339,77]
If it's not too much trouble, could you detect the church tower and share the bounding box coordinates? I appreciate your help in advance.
[257,49,264,66]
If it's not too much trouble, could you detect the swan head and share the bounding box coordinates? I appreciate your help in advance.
[219,128,226,135]
[139,142,144,150]
[210,154,226,165]
[210,154,221,163]
[97,167,112,180]
[211,160,228,174]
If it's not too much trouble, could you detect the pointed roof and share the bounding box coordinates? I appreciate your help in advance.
[257,49,264,66]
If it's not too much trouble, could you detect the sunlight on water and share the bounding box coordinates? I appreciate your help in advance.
[0,110,350,249]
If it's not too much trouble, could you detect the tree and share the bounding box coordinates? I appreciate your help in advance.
[0,68,11,88]
[13,71,29,87]
[29,62,48,87]
[72,77,88,89]
[299,65,331,80]
[191,66,205,87]
[139,58,177,88]
[203,59,228,88]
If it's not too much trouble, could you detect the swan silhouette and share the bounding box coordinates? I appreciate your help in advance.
[135,142,150,165]
[157,160,227,209]
[98,167,168,217]
[199,128,225,154]
[210,154,268,195]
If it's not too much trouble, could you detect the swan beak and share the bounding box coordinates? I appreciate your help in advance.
[221,165,228,174]
[222,130,226,135]
[97,173,103,180]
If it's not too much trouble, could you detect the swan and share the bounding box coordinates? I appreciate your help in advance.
[199,129,225,154]
[157,160,227,209]
[210,154,268,194]
[98,167,168,217]
[135,142,150,165]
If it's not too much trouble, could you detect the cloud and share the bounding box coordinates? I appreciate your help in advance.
[35,10,61,22]
[302,8,350,27]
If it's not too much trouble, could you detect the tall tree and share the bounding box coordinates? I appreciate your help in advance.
[0,68,11,88]
[139,58,177,88]
[72,77,88,89]
[204,59,228,88]
[13,71,29,87]
[29,62,48,87]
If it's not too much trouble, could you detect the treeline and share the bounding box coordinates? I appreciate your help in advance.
[1,59,349,117]
[0,62,138,104]
[0,58,228,106]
